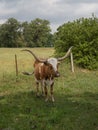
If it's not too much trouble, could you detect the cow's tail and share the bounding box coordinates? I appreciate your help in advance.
[22,71,34,76]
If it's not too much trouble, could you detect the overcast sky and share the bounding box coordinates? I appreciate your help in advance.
[0,0,98,33]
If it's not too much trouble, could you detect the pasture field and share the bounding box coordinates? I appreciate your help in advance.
[0,48,98,130]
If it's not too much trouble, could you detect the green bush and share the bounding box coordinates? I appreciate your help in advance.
[54,15,98,70]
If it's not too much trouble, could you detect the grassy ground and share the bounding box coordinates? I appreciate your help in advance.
[0,48,98,130]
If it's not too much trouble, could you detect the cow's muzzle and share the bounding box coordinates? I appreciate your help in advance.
[55,71,60,77]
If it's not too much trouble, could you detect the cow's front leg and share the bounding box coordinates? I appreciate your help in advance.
[44,84,48,102]
[36,82,40,97]
[41,81,44,96]
[50,81,55,102]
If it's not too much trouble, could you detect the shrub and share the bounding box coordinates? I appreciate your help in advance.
[54,15,98,70]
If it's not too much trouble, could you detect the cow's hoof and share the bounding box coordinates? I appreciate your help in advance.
[52,97,55,102]
[45,98,48,102]
[36,93,40,97]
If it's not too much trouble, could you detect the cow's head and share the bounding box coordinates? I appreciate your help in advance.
[47,58,60,77]
[21,47,72,77]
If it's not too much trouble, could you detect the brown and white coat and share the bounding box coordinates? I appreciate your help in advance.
[22,47,72,102]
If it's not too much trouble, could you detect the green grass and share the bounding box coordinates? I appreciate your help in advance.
[0,48,98,130]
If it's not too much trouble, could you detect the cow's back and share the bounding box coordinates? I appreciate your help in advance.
[34,62,55,80]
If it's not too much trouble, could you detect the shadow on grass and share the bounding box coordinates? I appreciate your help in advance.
[0,90,98,130]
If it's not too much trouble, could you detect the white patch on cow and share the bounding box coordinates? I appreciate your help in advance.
[47,58,58,71]
[49,79,54,86]
[39,63,44,74]
[40,63,44,66]
[45,79,54,86]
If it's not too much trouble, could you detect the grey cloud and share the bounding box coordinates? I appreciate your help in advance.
[57,0,98,4]
[0,0,98,32]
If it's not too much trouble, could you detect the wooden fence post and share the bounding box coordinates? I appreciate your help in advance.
[70,52,74,73]
[15,54,18,80]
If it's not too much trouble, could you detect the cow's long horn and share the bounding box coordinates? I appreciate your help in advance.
[57,46,73,61]
[21,49,47,63]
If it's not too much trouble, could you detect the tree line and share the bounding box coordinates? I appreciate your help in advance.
[0,15,98,69]
[0,18,53,47]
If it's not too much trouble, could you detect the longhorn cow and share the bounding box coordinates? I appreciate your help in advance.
[22,47,72,102]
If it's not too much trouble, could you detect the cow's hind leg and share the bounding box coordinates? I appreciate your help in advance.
[50,82,55,102]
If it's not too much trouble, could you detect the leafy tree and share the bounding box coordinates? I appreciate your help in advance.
[0,18,53,47]
[21,21,32,47]
[0,18,24,47]
[28,18,51,47]
[54,15,98,69]
[46,33,54,47]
